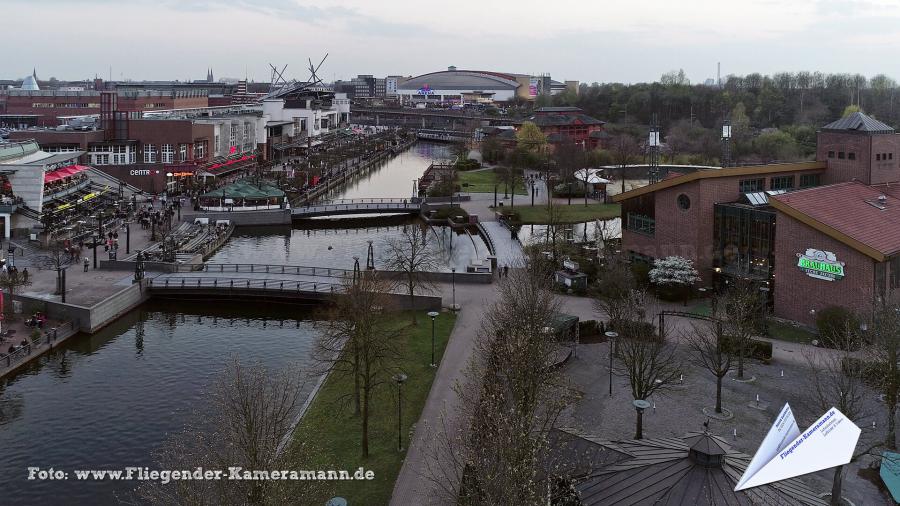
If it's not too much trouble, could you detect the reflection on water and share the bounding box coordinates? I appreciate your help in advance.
[0,300,320,505]
[515,218,621,246]
[209,219,488,272]
[331,142,454,200]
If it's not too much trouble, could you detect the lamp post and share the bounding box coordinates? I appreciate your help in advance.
[428,311,439,367]
[759,285,770,334]
[493,183,498,208]
[605,331,618,397]
[393,372,408,451]
[450,267,457,311]
[125,221,131,255]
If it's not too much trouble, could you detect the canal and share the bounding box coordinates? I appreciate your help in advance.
[0,300,320,505]
[0,141,465,505]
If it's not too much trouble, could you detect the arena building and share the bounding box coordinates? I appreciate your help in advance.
[396,67,570,105]
[614,112,900,326]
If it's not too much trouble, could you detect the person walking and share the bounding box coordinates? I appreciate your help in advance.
[22,267,28,284]
[83,257,89,272]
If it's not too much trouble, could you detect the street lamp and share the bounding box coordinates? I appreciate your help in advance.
[605,331,619,397]
[428,310,440,367]
[393,372,408,451]
[450,267,457,311]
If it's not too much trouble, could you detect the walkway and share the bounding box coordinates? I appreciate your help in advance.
[478,221,523,265]
[292,198,423,218]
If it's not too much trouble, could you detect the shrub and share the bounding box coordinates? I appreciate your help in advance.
[722,335,773,363]
[616,320,657,340]
[841,357,894,387]
[455,159,481,171]
[578,320,599,338]
[815,305,860,348]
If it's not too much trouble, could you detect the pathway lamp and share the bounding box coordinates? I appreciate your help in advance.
[393,372,408,451]
[428,311,440,367]
[450,267,457,311]
[605,331,619,397]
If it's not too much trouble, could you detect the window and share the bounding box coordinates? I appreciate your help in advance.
[144,144,157,163]
[848,152,856,160]
[229,124,238,149]
[161,144,174,164]
[194,141,206,160]
[179,144,187,162]
[129,149,135,164]
[626,213,655,236]
[677,194,691,210]
[828,151,835,158]
[799,174,821,188]
[838,151,845,159]
[739,178,765,193]
[877,154,882,161]
[770,175,794,191]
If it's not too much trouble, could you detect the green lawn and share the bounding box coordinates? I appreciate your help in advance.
[766,318,816,345]
[507,203,621,224]
[294,310,457,505]
[457,168,527,194]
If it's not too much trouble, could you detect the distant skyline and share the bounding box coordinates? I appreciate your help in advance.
[6,0,900,85]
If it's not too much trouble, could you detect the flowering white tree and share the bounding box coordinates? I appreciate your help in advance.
[649,256,700,288]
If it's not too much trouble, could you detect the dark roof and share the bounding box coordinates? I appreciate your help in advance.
[821,112,895,134]
[527,113,605,127]
[570,431,826,506]
[497,129,518,140]
[769,181,900,261]
[201,180,285,200]
[535,106,584,113]
[589,130,611,139]
[547,133,573,143]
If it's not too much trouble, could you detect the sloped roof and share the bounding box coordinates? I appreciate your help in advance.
[535,106,583,113]
[398,70,519,91]
[527,113,605,127]
[769,181,900,261]
[821,112,894,134]
[571,431,826,506]
[202,180,284,200]
[21,75,39,91]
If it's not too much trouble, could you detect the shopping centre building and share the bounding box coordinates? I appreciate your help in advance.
[614,112,900,325]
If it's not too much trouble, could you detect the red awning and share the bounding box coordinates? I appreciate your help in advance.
[44,165,89,184]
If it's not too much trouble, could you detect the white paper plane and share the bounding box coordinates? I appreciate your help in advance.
[735,403,861,491]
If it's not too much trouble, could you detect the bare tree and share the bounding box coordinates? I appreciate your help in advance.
[136,357,321,505]
[715,278,764,380]
[316,271,397,458]
[426,261,577,504]
[32,239,76,298]
[0,271,31,319]
[382,224,440,325]
[684,321,733,414]
[593,253,638,332]
[615,292,682,438]
[611,134,640,194]
[804,323,874,506]
[866,300,900,450]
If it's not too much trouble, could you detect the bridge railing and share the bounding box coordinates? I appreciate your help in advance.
[316,198,418,205]
[172,263,355,277]
[148,276,346,294]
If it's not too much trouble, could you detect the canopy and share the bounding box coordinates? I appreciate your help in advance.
[201,180,285,200]
[44,164,89,184]
[575,168,610,185]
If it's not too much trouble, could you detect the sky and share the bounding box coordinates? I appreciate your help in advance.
[6,0,900,85]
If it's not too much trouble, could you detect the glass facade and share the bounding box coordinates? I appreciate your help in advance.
[714,204,776,280]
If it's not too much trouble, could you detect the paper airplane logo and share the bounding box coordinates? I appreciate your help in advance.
[735,403,861,491]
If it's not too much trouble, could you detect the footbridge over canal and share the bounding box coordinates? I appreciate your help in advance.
[147,263,445,308]
[291,198,455,219]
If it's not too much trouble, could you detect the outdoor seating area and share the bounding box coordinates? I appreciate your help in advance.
[199,179,286,211]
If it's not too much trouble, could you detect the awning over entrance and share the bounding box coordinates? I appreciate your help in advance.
[44,164,89,183]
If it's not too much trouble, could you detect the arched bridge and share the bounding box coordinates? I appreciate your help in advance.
[292,198,425,219]
[146,263,441,309]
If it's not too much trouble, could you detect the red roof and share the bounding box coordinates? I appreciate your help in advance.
[44,164,88,184]
[770,181,900,259]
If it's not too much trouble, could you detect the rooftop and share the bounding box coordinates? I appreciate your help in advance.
[613,161,826,202]
[526,112,605,127]
[821,111,895,134]
[770,181,900,261]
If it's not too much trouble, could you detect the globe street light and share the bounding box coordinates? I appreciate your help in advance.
[393,372,408,451]
[428,311,440,367]
[605,331,619,397]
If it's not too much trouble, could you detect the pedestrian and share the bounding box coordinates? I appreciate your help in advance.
[83,257,89,272]
[22,267,28,283]
[503,265,509,278]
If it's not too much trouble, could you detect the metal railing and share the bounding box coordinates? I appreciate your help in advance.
[172,263,354,278]
[148,276,345,294]
[316,198,417,205]
[0,321,76,372]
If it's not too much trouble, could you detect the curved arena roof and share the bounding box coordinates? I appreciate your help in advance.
[398,70,520,91]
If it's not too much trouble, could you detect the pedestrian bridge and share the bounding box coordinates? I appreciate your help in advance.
[291,198,424,219]
[146,263,441,309]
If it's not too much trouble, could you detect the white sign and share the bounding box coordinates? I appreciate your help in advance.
[796,249,845,281]
[735,403,861,491]
[129,169,151,176]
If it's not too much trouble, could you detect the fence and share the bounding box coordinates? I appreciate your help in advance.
[148,276,345,294]
[0,321,77,373]
[171,263,355,278]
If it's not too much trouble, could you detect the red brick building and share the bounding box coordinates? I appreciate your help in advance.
[614,112,900,325]
[0,89,208,128]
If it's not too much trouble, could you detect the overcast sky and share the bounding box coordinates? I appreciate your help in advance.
[7,0,900,84]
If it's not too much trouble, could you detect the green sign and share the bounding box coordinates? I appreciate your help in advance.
[796,249,844,281]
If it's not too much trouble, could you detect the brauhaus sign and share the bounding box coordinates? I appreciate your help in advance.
[796,248,845,281]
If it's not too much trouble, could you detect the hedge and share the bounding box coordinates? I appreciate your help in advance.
[721,335,773,362]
